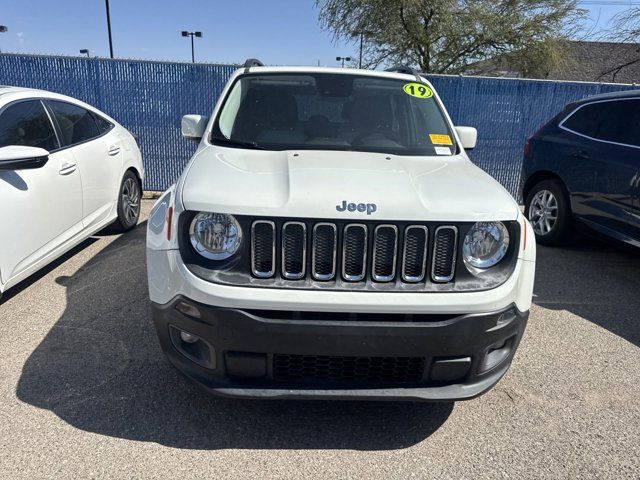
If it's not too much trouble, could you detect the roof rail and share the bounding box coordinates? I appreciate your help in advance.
[243,58,264,72]
[385,65,423,82]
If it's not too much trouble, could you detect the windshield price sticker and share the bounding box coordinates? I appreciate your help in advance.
[429,133,453,145]
[434,146,452,155]
[403,82,433,99]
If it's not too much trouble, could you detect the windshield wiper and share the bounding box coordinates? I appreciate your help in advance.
[210,136,265,150]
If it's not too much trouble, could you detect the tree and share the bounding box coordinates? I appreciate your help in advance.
[607,7,640,43]
[316,0,585,74]
[598,7,640,82]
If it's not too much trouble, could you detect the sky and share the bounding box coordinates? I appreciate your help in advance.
[0,0,637,66]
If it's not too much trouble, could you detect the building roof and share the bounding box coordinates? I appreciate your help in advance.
[467,41,640,84]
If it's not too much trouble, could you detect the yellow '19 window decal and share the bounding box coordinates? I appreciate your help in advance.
[403,82,433,99]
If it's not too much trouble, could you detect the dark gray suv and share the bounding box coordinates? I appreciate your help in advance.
[521,90,640,247]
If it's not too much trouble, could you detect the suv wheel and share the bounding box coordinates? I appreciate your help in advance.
[525,179,572,246]
[112,171,141,232]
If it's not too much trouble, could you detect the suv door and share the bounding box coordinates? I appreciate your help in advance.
[46,100,121,229]
[0,99,83,284]
[560,99,640,237]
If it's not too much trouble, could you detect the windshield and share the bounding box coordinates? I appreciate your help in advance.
[211,72,457,156]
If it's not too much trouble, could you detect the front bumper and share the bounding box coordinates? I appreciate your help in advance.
[151,297,528,401]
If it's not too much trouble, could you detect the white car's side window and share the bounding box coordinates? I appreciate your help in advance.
[0,100,59,151]
[46,101,102,148]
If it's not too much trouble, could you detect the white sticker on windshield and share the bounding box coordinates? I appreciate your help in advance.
[434,146,451,155]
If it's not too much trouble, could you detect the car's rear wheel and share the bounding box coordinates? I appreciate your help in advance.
[112,171,141,232]
[525,179,572,246]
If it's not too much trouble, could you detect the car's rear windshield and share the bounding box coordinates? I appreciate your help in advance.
[210,72,457,156]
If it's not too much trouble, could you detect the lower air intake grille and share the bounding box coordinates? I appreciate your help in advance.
[273,354,425,384]
[432,226,458,282]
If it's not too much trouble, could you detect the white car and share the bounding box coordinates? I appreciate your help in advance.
[146,62,536,401]
[0,87,143,297]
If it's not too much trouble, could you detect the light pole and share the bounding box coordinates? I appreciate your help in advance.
[105,0,114,58]
[336,56,351,68]
[350,23,369,69]
[181,31,202,63]
[80,49,90,58]
[0,25,7,54]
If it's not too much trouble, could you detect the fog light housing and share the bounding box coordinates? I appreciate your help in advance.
[479,336,516,373]
[169,325,216,369]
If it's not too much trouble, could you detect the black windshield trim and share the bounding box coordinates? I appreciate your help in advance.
[210,135,265,150]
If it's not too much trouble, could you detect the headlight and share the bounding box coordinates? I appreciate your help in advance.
[189,212,242,260]
[462,221,509,270]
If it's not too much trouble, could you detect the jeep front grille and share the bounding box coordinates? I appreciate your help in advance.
[250,220,459,285]
[432,226,458,282]
[342,224,367,281]
[282,221,306,279]
[402,226,428,282]
[372,225,398,282]
[251,220,276,277]
[312,223,337,280]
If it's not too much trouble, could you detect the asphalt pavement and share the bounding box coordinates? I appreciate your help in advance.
[0,200,638,479]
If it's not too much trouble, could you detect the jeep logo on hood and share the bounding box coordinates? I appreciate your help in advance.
[336,200,377,215]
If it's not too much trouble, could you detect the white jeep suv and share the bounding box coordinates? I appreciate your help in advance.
[146,61,536,401]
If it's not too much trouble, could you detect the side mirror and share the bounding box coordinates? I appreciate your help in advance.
[0,146,49,171]
[455,126,477,150]
[181,114,209,141]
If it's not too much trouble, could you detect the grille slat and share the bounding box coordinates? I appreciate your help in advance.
[250,220,458,285]
[342,224,367,281]
[282,222,306,279]
[274,354,425,384]
[402,226,428,282]
[432,226,458,282]
[251,220,276,278]
[372,225,398,282]
[312,223,337,280]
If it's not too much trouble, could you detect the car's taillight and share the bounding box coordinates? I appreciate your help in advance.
[166,206,173,241]
[523,137,531,158]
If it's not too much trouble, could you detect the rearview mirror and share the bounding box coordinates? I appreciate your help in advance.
[0,146,49,171]
[181,114,209,141]
[455,126,477,150]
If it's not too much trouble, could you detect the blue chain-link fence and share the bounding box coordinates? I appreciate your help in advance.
[0,53,636,196]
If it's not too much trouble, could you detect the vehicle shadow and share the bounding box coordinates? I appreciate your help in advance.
[16,221,453,450]
[0,237,99,306]
[533,233,640,347]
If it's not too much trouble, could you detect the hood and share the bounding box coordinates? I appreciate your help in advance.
[179,146,519,222]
